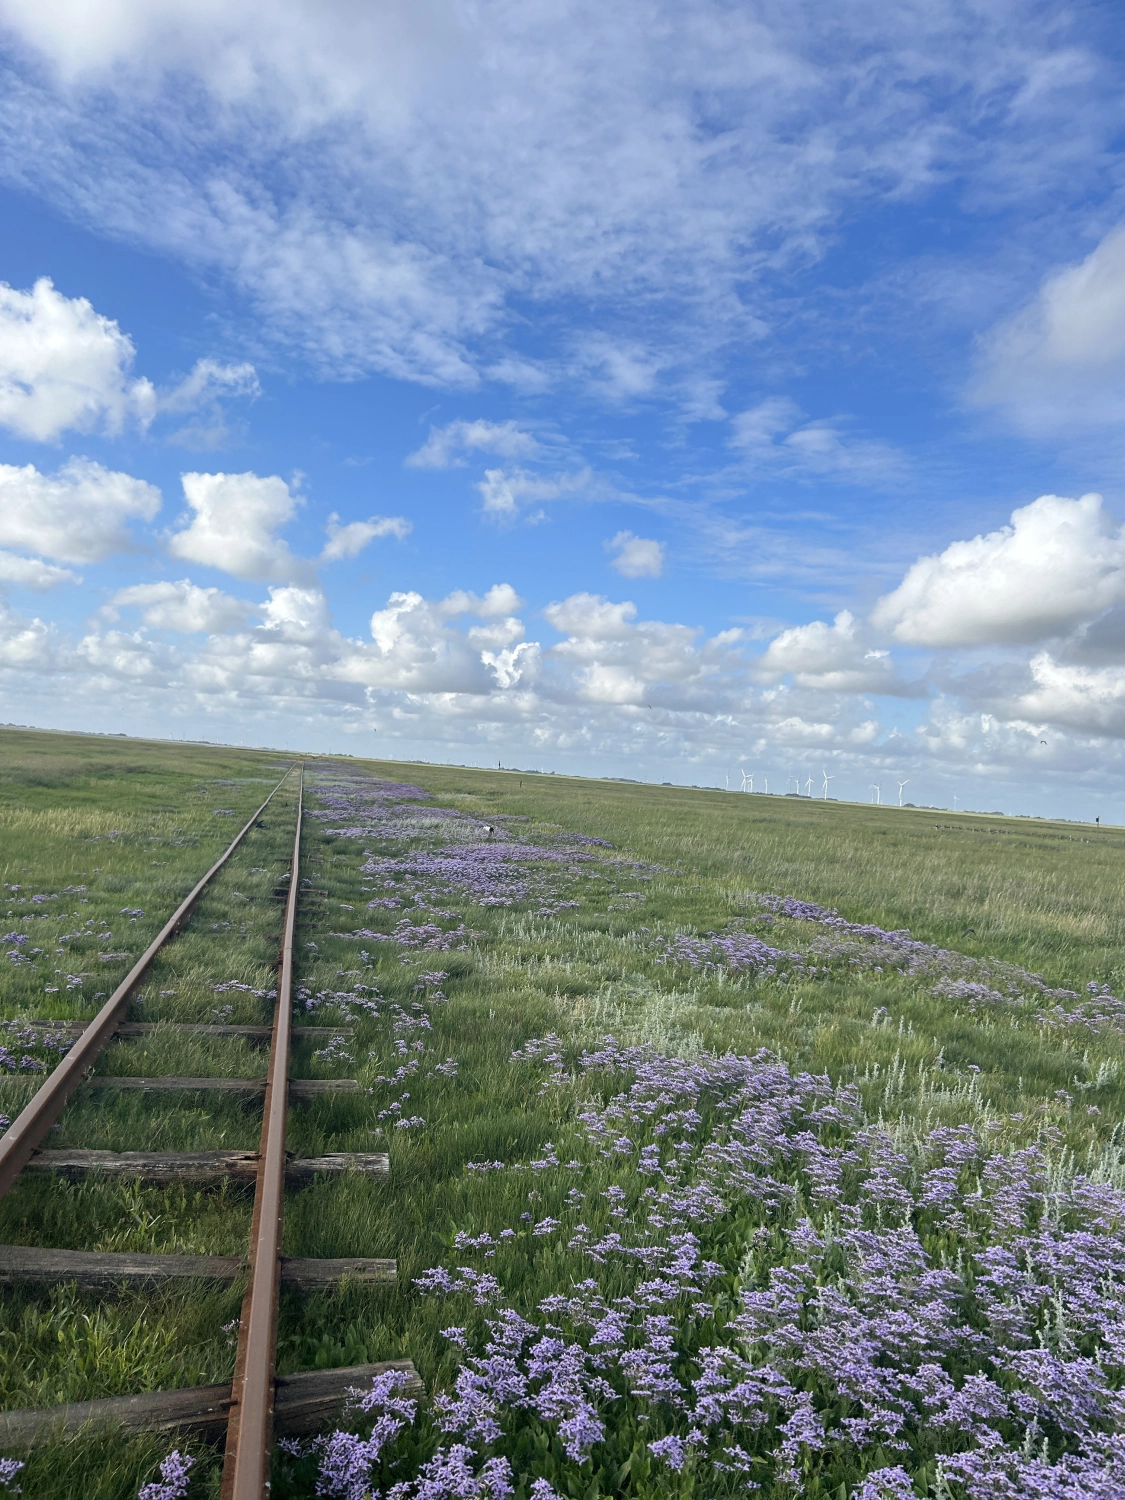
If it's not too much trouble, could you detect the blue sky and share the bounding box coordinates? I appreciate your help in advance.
[1,1,1125,817]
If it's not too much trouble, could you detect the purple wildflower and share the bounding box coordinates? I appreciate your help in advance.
[137,1450,194,1500]
[853,1466,918,1500]
[315,1370,417,1499]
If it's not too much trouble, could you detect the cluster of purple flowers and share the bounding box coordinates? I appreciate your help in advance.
[358,842,594,913]
[310,1034,1125,1498]
[653,894,1125,1048]
[1034,981,1125,1037]
[746,892,1104,1010]
[136,1449,193,1500]
[2,932,44,969]
[353,919,483,954]
[306,1368,419,1500]
[279,769,1125,1498]
[301,771,660,967]
[300,981,382,1019]
[2,888,58,907]
[0,1018,73,1074]
[653,929,806,978]
[213,979,277,999]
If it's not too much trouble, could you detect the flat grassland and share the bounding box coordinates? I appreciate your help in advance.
[1,728,1124,1499]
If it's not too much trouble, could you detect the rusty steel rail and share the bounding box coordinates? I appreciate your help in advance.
[0,767,295,1202]
[222,767,303,1500]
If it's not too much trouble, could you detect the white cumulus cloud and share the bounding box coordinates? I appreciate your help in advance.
[758,610,907,693]
[0,599,56,668]
[0,551,79,589]
[405,419,540,469]
[0,277,156,441]
[544,592,743,710]
[438,582,524,619]
[168,470,309,582]
[545,593,639,640]
[1003,654,1125,739]
[872,493,1125,648]
[467,616,525,650]
[605,531,664,579]
[579,662,647,705]
[108,579,254,633]
[0,458,161,562]
[359,590,513,693]
[321,512,412,562]
[0,277,257,445]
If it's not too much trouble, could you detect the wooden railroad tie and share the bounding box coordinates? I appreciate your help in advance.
[0,1359,422,1447]
[12,1022,356,1043]
[0,1076,360,1098]
[0,769,413,1493]
[0,1244,396,1289]
[80,1077,360,1097]
[25,1148,389,1185]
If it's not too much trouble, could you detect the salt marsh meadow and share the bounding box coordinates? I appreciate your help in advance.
[2,728,1125,1498]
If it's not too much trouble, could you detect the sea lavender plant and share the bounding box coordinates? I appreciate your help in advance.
[313,1368,418,1500]
[137,1449,193,1500]
[313,1031,1125,1498]
[297,767,1125,1499]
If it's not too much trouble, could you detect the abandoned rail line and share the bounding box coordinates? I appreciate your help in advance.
[0,763,414,1496]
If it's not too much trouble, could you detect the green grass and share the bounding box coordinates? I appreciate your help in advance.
[388,763,1125,988]
[1,730,1124,1497]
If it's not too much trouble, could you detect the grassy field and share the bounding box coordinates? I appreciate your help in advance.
[1,729,1124,1499]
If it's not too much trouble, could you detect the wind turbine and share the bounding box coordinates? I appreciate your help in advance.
[897,779,909,807]
[725,774,729,791]
[804,774,813,797]
[740,769,751,792]
[763,776,769,795]
[870,783,882,806]
[822,767,833,801]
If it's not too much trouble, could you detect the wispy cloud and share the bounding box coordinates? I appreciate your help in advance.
[476,467,590,521]
[1,5,1114,391]
[406,418,540,469]
[729,398,908,486]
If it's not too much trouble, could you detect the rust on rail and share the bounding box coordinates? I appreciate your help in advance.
[0,766,295,1202]
[222,767,303,1499]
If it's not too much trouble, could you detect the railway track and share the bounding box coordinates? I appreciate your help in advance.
[0,764,414,1495]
